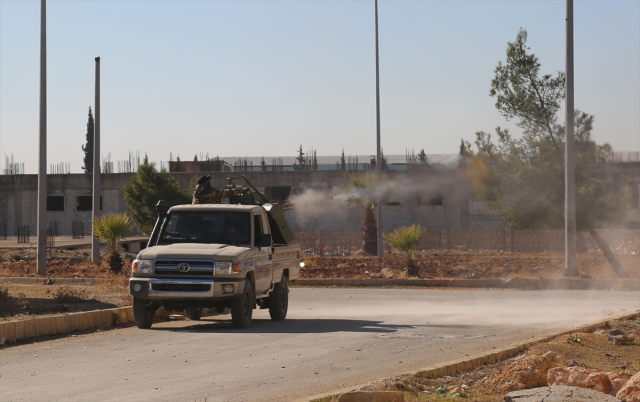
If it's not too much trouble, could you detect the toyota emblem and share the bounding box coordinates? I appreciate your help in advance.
[177,263,191,273]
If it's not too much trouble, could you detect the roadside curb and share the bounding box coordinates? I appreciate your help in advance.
[0,306,134,344]
[294,277,640,291]
[299,310,640,402]
[1,277,101,284]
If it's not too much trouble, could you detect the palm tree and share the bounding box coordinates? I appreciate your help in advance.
[341,173,389,255]
[384,225,426,276]
[92,213,132,273]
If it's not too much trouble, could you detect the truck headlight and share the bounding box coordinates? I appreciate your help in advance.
[133,259,153,274]
[214,262,232,275]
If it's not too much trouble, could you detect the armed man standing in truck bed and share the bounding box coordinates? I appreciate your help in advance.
[192,175,251,204]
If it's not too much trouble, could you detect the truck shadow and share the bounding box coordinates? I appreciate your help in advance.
[155,318,462,334]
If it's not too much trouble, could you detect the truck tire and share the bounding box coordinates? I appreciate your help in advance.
[268,275,288,321]
[184,307,202,321]
[132,297,155,329]
[230,280,252,329]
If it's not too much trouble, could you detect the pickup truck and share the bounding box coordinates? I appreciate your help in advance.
[129,180,300,329]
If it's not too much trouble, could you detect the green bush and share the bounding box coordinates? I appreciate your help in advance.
[383,225,426,276]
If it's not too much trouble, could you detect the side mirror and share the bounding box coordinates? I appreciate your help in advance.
[260,234,272,247]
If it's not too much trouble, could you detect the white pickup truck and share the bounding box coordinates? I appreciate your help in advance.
[129,195,300,329]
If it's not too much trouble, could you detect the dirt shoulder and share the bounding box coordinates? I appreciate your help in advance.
[300,252,640,281]
[313,315,640,401]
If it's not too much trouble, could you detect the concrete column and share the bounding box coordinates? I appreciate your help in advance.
[36,0,47,276]
[564,0,578,276]
[374,0,383,258]
[92,57,101,264]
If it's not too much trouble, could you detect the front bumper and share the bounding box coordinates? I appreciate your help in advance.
[129,278,245,301]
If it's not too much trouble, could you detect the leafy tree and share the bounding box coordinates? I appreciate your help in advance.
[384,225,426,276]
[340,149,346,170]
[194,154,198,162]
[92,213,132,273]
[261,157,267,172]
[81,107,94,173]
[341,173,390,255]
[124,156,191,234]
[468,28,629,277]
[293,145,306,171]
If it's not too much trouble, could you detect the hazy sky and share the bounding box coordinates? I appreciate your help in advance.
[1,0,639,173]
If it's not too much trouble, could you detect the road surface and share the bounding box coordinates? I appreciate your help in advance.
[2,288,638,402]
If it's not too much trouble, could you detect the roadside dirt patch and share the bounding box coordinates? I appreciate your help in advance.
[313,316,640,402]
[300,252,640,280]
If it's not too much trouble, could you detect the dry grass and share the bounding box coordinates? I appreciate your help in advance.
[52,286,90,304]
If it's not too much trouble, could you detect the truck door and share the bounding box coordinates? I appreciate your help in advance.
[253,213,272,294]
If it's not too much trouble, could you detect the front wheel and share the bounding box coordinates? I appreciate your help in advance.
[230,280,252,329]
[268,275,288,321]
[132,297,155,329]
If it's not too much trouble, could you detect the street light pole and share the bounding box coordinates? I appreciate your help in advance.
[564,0,578,276]
[36,0,47,276]
[375,0,383,257]
[92,57,101,264]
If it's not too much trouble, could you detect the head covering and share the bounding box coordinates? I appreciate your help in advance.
[197,175,211,185]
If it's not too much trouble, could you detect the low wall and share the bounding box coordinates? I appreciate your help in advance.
[291,229,640,253]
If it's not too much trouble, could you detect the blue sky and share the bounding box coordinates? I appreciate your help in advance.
[1,0,638,173]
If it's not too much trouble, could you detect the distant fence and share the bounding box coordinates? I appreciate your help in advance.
[47,222,58,248]
[72,221,84,239]
[292,228,640,254]
[17,225,29,243]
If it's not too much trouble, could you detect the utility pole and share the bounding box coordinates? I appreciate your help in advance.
[564,0,578,276]
[374,0,383,258]
[36,0,47,276]
[92,57,101,264]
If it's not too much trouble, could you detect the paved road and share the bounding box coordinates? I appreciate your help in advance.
[2,288,639,402]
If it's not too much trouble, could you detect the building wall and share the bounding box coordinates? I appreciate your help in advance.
[0,162,638,236]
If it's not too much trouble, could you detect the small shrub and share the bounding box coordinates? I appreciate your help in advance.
[53,286,88,304]
[383,224,426,276]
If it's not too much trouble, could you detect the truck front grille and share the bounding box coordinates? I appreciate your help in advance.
[154,260,214,276]
[151,283,211,292]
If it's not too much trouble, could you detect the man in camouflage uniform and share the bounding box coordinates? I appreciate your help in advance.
[192,175,251,204]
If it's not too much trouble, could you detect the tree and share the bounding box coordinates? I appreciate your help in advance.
[194,154,198,162]
[261,157,267,172]
[124,156,191,234]
[417,149,428,165]
[341,173,390,255]
[340,149,346,170]
[468,28,629,278]
[92,213,132,273]
[81,107,94,173]
[384,225,426,276]
[293,145,306,171]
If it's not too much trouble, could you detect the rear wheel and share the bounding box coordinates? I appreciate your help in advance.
[230,280,252,329]
[268,275,288,321]
[132,297,155,329]
[184,307,202,321]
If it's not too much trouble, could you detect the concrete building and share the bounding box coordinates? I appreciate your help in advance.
[1,159,638,238]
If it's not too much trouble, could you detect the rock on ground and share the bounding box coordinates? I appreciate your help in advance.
[547,366,628,396]
[484,355,554,392]
[504,385,621,401]
[617,371,640,402]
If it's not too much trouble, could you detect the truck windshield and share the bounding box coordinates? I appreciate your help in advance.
[158,211,251,246]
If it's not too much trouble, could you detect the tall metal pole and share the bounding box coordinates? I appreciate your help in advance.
[36,0,47,276]
[374,0,383,257]
[92,57,101,264]
[564,0,578,276]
